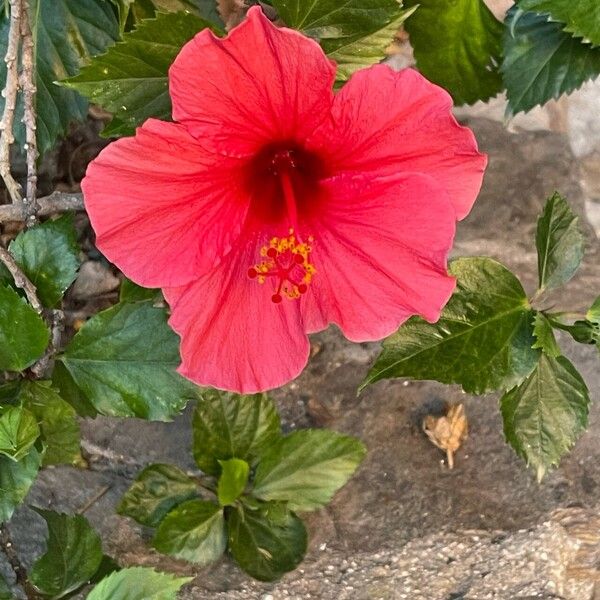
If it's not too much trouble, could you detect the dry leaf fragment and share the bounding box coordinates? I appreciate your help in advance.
[217,0,248,30]
[422,403,468,469]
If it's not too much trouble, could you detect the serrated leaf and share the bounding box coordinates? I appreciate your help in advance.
[192,390,280,475]
[29,509,103,599]
[119,278,160,303]
[536,192,584,292]
[228,500,307,582]
[59,302,195,420]
[0,406,39,461]
[532,312,561,357]
[65,11,216,138]
[87,567,192,600]
[0,448,41,524]
[217,458,249,506]
[361,257,539,394]
[272,0,403,49]
[118,463,198,527]
[0,1,119,155]
[500,354,589,481]
[252,429,366,511]
[18,381,81,466]
[517,0,600,47]
[153,499,226,565]
[403,0,504,104]
[329,6,416,82]
[502,8,600,115]
[51,361,98,418]
[9,215,80,308]
[0,285,49,372]
[129,0,223,26]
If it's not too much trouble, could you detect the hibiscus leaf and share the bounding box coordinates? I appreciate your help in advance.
[9,214,80,308]
[0,285,49,372]
[153,499,227,565]
[192,389,281,476]
[0,0,119,155]
[119,278,161,303]
[272,0,404,50]
[118,463,199,527]
[217,458,249,506]
[252,429,366,511]
[502,8,600,115]
[535,192,585,292]
[327,5,417,82]
[64,11,218,138]
[0,448,42,525]
[0,406,39,462]
[17,380,82,467]
[361,257,539,394]
[58,302,196,420]
[87,567,192,600]
[500,354,589,481]
[517,0,600,47]
[29,509,103,599]
[228,500,307,582]
[532,312,561,358]
[403,0,504,105]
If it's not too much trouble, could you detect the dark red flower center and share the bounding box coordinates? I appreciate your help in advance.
[245,142,325,302]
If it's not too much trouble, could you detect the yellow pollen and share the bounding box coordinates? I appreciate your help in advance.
[248,230,315,303]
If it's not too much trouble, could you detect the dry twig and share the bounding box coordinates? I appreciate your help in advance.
[0,0,23,203]
[0,245,42,312]
[0,191,84,222]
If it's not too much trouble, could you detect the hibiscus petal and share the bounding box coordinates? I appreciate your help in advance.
[169,6,336,154]
[164,232,309,393]
[82,119,249,288]
[300,173,457,341]
[315,65,486,220]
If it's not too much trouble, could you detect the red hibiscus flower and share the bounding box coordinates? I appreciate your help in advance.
[82,7,486,393]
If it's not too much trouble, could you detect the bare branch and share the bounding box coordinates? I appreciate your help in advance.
[0,191,84,222]
[0,0,23,204]
[30,308,64,378]
[18,0,38,225]
[0,245,42,312]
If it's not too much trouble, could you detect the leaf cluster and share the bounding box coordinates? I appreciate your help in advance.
[118,390,366,581]
[363,192,598,480]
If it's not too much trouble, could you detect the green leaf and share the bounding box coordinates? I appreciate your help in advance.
[361,258,539,394]
[119,278,160,303]
[192,390,280,475]
[517,0,600,47]
[328,6,416,82]
[65,11,215,138]
[0,0,119,155]
[18,381,82,466]
[502,8,600,115]
[273,0,404,50]
[501,354,589,481]
[403,0,504,104]
[587,296,600,324]
[51,361,98,418]
[536,193,584,292]
[0,574,11,600]
[87,567,192,600]
[29,509,103,599]
[153,499,226,565]
[252,429,366,511]
[9,215,80,308]
[217,458,249,506]
[59,302,195,420]
[532,312,561,357]
[0,285,49,372]
[0,407,39,461]
[0,448,41,524]
[228,501,307,582]
[118,463,198,527]
[129,0,223,26]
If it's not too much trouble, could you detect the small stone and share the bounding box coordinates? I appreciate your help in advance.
[71,261,119,300]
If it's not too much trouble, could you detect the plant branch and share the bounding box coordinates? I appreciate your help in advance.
[0,245,42,312]
[18,0,38,225]
[0,0,23,204]
[30,308,64,378]
[0,191,84,222]
[0,525,43,600]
